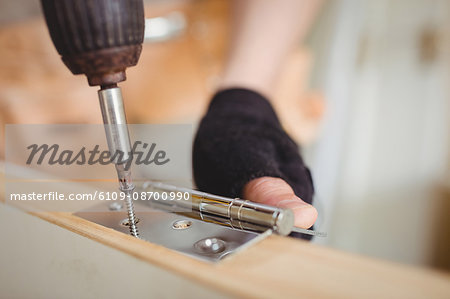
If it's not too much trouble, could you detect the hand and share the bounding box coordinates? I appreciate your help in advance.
[193,88,317,232]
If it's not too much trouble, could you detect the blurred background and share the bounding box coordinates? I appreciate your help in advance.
[0,0,449,272]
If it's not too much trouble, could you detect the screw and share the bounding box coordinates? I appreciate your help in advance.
[121,217,140,226]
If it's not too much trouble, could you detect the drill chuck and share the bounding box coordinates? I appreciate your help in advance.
[41,0,145,86]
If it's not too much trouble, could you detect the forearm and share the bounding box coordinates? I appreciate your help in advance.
[220,0,322,98]
[195,1,321,230]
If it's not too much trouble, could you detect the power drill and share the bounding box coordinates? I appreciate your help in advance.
[40,0,145,237]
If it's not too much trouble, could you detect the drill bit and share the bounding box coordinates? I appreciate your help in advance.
[98,86,139,238]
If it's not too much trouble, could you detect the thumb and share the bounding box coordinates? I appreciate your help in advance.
[243,177,317,229]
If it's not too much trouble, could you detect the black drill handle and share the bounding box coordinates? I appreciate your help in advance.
[41,0,145,86]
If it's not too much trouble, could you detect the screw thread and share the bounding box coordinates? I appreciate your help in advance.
[123,188,139,237]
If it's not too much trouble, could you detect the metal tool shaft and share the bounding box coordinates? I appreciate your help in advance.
[98,86,139,238]
[98,87,133,164]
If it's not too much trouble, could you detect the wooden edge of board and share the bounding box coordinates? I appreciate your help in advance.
[29,210,450,298]
[30,210,272,298]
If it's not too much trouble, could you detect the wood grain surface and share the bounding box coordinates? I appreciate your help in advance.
[29,210,450,299]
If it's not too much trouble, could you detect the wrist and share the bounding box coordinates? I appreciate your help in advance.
[208,88,280,126]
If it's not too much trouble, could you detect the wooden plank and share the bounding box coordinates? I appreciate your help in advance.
[0,203,228,299]
[30,210,450,298]
[1,165,450,297]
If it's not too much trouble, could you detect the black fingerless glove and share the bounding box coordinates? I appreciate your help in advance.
[193,88,314,205]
